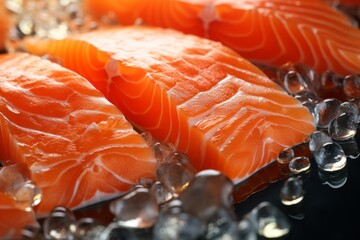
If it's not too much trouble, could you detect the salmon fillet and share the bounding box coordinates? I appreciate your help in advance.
[83,0,360,75]
[0,53,157,216]
[0,0,10,50]
[24,26,315,183]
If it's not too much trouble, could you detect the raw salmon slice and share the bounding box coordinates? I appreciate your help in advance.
[0,0,10,50]
[0,53,157,216]
[83,0,360,75]
[24,26,315,183]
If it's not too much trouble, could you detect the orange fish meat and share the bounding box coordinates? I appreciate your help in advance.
[0,0,10,50]
[0,53,157,216]
[83,0,360,76]
[24,26,315,183]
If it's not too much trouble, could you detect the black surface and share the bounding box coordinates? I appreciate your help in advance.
[234,132,360,240]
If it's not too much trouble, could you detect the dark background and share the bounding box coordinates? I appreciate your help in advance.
[234,131,360,240]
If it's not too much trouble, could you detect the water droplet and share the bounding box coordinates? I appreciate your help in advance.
[343,74,360,98]
[43,206,76,240]
[328,112,357,140]
[289,156,311,174]
[109,187,159,228]
[248,202,290,238]
[314,142,347,172]
[309,130,333,153]
[277,147,294,164]
[313,98,341,128]
[280,176,304,206]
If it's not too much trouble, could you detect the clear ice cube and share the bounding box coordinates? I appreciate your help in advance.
[343,74,360,98]
[314,142,347,172]
[283,70,308,94]
[178,170,234,221]
[280,176,304,206]
[153,206,206,240]
[309,130,333,153]
[248,202,290,239]
[72,218,105,240]
[150,181,173,205]
[109,187,159,228]
[328,112,357,140]
[157,152,196,196]
[204,208,240,240]
[313,98,341,128]
[42,206,76,240]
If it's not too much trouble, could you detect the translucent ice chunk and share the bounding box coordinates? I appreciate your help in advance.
[0,164,31,193]
[289,156,311,174]
[313,98,341,128]
[320,70,341,90]
[280,176,304,206]
[294,89,318,104]
[153,205,206,240]
[248,202,290,238]
[72,218,105,240]
[150,181,173,205]
[283,70,308,94]
[343,75,360,98]
[178,170,234,221]
[13,181,42,212]
[314,142,347,172]
[97,222,137,240]
[328,112,357,140]
[0,164,41,211]
[43,206,76,240]
[338,138,360,159]
[152,141,176,163]
[109,187,159,228]
[157,152,196,196]
[309,131,333,153]
[238,219,257,240]
[339,101,359,120]
[204,208,240,240]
